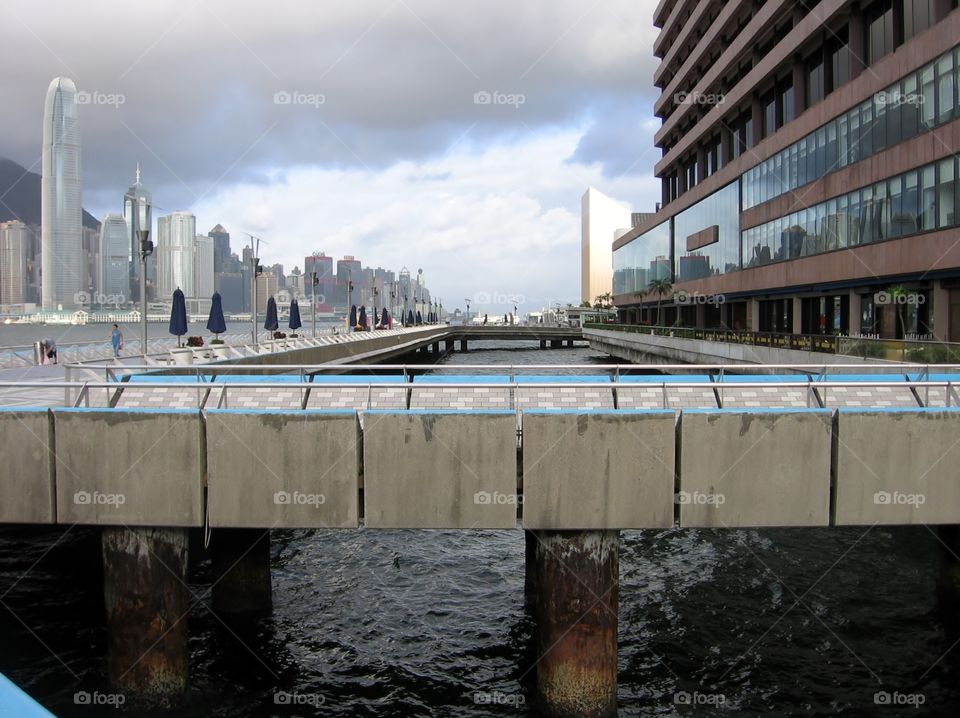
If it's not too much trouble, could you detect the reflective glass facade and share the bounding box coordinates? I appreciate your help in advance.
[743,155,959,268]
[613,220,671,295]
[674,181,740,281]
[742,44,960,209]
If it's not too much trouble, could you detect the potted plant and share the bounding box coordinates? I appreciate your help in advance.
[186,336,204,347]
[209,337,230,359]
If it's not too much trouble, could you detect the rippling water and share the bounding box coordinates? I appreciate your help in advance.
[2,342,959,716]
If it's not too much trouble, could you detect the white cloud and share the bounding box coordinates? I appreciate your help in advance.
[191,127,655,312]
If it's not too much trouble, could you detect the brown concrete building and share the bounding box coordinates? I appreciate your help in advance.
[614,0,960,341]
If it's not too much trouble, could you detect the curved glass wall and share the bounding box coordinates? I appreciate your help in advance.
[674,180,740,281]
[742,155,958,268]
[742,44,959,210]
[613,220,671,296]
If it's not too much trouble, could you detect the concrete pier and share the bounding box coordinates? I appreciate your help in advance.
[534,530,619,718]
[211,529,272,615]
[460,338,467,352]
[102,527,189,708]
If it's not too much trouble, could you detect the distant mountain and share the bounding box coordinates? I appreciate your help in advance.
[0,157,100,229]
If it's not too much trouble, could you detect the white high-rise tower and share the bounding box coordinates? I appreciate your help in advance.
[41,77,82,311]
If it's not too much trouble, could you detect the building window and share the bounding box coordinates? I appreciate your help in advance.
[829,29,851,90]
[807,55,826,106]
[903,0,933,42]
[866,0,894,66]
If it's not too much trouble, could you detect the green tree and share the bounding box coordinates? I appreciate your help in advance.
[648,278,673,326]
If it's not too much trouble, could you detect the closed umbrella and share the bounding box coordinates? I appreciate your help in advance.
[358,305,367,330]
[407,309,415,326]
[349,304,357,331]
[264,296,279,333]
[169,288,188,347]
[289,298,302,332]
[381,307,388,327]
[206,292,226,338]
[416,310,422,325]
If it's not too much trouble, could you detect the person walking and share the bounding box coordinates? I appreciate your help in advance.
[43,338,57,365]
[111,324,124,357]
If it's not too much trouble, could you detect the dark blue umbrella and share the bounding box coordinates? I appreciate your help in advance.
[206,292,226,337]
[169,288,188,346]
[416,310,422,325]
[407,309,414,326]
[264,296,279,331]
[289,298,302,331]
[358,305,367,329]
[381,307,388,327]
[349,304,357,329]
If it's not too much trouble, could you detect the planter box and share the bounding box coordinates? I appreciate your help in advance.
[171,347,194,365]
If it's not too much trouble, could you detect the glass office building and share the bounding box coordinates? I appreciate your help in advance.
[614,0,960,340]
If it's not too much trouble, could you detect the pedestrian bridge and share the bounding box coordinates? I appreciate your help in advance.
[4,363,960,530]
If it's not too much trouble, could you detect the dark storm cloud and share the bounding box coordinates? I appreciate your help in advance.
[0,0,659,212]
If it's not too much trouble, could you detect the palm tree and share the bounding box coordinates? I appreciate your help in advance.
[888,285,908,339]
[648,278,673,326]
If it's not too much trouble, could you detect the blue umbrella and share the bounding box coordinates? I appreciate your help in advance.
[381,307,388,327]
[289,298,302,331]
[407,309,414,326]
[416,310,422,325]
[349,304,357,330]
[264,296,279,331]
[358,305,367,329]
[169,288,188,346]
[206,292,226,337]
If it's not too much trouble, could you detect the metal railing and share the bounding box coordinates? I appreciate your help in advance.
[30,361,960,410]
[584,323,960,362]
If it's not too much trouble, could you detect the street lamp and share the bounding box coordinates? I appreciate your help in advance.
[137,227,153,355]
[390,288,396,328]
[373,286,379,328]
[310,270,318,338]
[464,298,471,325]
[247,236,262,346]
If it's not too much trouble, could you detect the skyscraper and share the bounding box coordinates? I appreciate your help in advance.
[0,221,30,306]
[156,212,197,299]
[41,77,82,311]
[124,164,152,302]
[97,214,129,304]
[194,234,214,301]
[209,223,231,273]
[581,187,630,303]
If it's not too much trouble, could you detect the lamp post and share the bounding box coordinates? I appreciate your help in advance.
[373,286,379,328]
[390,288,396,328]
[248,236,262,346]
[465,298,471,325]
[311,271,318,338]
[123,191,152,356]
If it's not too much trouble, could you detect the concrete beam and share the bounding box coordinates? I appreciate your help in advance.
[54,409,204,526]
[0,409,54,524]
[522,410,675,529]
[363,411,517,528]
[835,409,960,524]
[206,410,360,528]
[678,409,833,527]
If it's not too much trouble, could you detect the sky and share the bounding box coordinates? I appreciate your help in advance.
[1,0,662,313]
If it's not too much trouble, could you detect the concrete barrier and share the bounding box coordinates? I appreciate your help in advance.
[835,409,960,524]
[0,409,54,524]
[521,410,675,529]
[678,409,833,527]
[206,409,360,528]
[54,409,204,526]
[363,410,517,528]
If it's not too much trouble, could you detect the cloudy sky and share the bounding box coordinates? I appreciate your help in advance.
[1,0,661,312]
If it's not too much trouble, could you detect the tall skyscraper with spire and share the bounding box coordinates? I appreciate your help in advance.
[41,77,82,311]
[124,163,152,302]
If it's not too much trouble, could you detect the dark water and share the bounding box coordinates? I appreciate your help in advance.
[2,343,960,716]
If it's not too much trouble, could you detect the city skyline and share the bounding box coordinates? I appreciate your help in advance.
[0,1,661,314]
